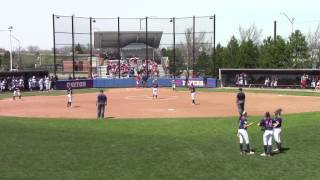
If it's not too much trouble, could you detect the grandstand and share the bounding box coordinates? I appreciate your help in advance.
[92,31,166,78]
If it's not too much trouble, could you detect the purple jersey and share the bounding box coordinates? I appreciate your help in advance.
[97,94,107,104]
[153,82,159,88]
[238,116,247,129]
[259,118,273,130]
[189,86,196,93]
[273,117,282,128]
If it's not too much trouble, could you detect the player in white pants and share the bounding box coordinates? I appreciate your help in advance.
[67,90,72,108]
[189,83,196,105]
[237,111,254,155]
[259,112,274,157]
[152,79,159,99]
[273,108,283,152]
[171,79,176,91]
[13,86,21,100]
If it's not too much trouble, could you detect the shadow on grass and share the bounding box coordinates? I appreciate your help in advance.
[271,147,290,156]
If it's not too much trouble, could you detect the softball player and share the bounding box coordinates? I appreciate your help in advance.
[189,83,196,105]
[273,108,283,152]
[152,79,159,99]
[236,88,245,116]
[259,112,274,157]
[67,90,72,108]
[171,79,176,91]
[45,76,50,91]
[237,111,255,155]
[12,86,21,100]
[39,78,44,91]
[1,79,6,92]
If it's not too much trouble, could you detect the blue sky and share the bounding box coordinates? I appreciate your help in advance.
[0,0,319,50]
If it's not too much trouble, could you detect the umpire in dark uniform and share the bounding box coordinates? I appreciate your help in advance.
[236,88,245,116]
[96,89,107,119]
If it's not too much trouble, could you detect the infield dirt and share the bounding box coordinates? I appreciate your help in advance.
[0,88,319,119]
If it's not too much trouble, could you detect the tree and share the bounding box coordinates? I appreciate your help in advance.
[177,27,210,73]
[307,23,320,68]
[195,51,211,75]
[288,30,310,68]
[259,36,291,68]
[222,36,240,68]
[213,43,225,72]
[239,24,262,44]
[75,43,84,54]
[27,45,40,54]
[161,48,184,76]
[0,51,10,70]
[239,39,259,68]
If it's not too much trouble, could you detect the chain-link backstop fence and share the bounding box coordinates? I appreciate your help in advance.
[53,14,215,79]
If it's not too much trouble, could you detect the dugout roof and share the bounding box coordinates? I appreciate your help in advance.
[94,31,163,49]
[220,68,320,75]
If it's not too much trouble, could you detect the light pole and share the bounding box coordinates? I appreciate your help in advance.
[210,14,216,75]
[170,17,176,78]
[11,34,21,69]
[280,12,295,34]
[8,26,13,71]
[140,16,156,30]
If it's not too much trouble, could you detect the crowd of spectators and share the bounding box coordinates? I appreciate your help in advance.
[104,57,160,78]
[0,75,57,93]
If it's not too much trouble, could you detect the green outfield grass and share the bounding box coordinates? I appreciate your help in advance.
[0,113,319,180]
[178,87,320,96]
[0,88,103,100]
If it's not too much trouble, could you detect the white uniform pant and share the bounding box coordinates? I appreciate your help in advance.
[237,129,249,144]
[263,130,273,145]
[153,88,158,96]
[273,128,281,143]
[191,92,196,100]
[13,90,21,97]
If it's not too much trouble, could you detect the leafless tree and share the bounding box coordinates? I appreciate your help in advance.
[239,24,262,44]
[307,23,320,68]
[27,45,40,54]
[177,27,210,70]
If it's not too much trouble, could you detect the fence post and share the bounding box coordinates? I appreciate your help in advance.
[52,14,57,77]
[71,15,75,79]
[90,17,93,78]
[118,17,121,79]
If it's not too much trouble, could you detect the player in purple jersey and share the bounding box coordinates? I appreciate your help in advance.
[189,83,196,105]
[171,79,176,91]
[236,88,245,116]
[259,112,274,157]
[152,79,159,99]
[12,85,21,100]
[237,111,255,155]
[273,108,283,152]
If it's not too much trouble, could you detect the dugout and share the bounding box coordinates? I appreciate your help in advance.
[0,70,49,88]
[219,69,320,88]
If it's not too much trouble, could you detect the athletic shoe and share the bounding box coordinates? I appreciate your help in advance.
[273,148,279,152]
[247,151,255,155]
[260,153,267,156]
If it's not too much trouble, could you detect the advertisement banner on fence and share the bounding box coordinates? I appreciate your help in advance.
[174,78,215,87]
[56,80,93,90]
